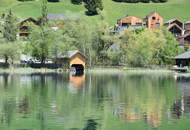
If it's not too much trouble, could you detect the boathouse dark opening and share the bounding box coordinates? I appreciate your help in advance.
[70,64,84,75]
[71,64,84,71]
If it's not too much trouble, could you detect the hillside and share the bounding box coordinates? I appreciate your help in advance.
[0,0,190,25]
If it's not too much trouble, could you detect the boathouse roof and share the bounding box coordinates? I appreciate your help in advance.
[55,50,86,59]
[175,51,190,59]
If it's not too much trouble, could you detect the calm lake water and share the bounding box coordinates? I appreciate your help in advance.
[0,71,190,130]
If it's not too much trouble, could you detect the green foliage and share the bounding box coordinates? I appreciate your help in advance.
[83,0,103,15]
[40,0,48,26]
[3,10,17,42]
[121,28,180,67]
[71,0,82,4]
[113,0,167,3]
[28,26,54,64]
[48,0,60,2]
[17,0,35,2]
[0,41,21,64]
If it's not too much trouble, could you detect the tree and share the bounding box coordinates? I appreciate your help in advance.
[0,41,21,65]
[3,10,17,42]
[71,0,82,4]
[28,26,53,64]
[1,10,19,64]
[121,28,180,67]
[40,0,48,26]
[83,0,103,15]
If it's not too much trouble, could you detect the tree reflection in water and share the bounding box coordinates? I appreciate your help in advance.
[83,119,97,130]
[0,72,189,130]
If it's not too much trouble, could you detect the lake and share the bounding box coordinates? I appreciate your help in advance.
[0,70,190,130]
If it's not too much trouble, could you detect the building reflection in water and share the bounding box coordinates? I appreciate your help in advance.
[69,71,85,92]
[172,76,190,119]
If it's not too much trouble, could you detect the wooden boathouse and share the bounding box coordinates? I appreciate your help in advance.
[175,51,190,67]
[54,50,86,72]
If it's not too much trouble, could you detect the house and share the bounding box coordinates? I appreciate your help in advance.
[177,33,190,46]
[53,50,86,71]
[175,51,190,67]
[184,21,190,34]
[165,19,185,36]
[114,16,144,33]
[144,12,163,29]
[165,18,184,29]
[167,23,184,37]
[19,17,39,37]
[47,13,66,21]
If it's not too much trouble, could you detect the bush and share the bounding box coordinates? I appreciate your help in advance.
[113,0,167,3]
[47,0,60,2]
[71,0,82,4]
[17,0,34,1]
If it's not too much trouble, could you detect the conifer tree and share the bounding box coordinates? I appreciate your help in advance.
[83,0,103,15]
[40,0,48,26]
[3,10,17,42]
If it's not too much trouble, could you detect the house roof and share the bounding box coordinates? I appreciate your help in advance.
[175,51,190,59]
[47,13,67,20]
[165,18,183,24]
[146,11,161,18]
[118,16,143,24]
[185,21,190,24]
[167,23,183,31]
[19,17,38,25]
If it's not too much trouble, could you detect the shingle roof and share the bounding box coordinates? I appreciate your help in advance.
[165,18,182,24]
[56,50,86,59]
[146,11,160,18]
[167,23,183,31]
[47,13,67,20]
[185,21,190,24]
[175,51,190,59]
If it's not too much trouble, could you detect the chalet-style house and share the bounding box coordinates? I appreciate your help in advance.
[19,17,39,37]
[115,16,144,32]
[114,12,163,33]
[144,12,163,29]
[164,19,184,37]
[164,19,190,46]
[184,21,190,34]
[18,13,66,37]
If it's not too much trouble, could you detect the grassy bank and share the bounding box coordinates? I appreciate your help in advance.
[0,0,190,25]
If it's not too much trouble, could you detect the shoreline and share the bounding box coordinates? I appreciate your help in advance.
[0,66,180,73]
[0,67,189,78]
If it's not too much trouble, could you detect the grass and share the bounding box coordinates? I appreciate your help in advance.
[0,0,190,25]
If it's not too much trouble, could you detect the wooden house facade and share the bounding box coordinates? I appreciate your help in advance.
[19,17,39,37]
[144,12,163,29]
[164,19,190,47]
[114,12,163,33]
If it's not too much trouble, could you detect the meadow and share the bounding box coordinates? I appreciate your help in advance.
[0,0,190,25]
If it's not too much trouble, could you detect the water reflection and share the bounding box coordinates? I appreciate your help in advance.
[0,72,189,130]
[69,72,85,89]
[83,119,97,130]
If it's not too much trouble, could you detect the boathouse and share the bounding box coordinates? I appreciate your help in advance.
[175,51,190,67]
[54,50,86,71]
